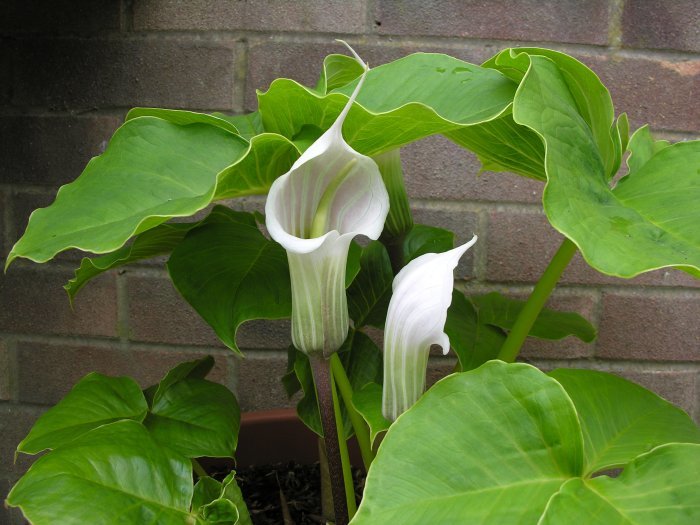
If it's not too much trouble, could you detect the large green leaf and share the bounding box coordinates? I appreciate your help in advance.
[258,53,518,157]
[17,373,147,454]
[499,49,700,277]
[473,292,596,342]
[65,222,196,300]
[145,378,240,459]
[315,53,366,94]
[353,361,584,523]
[402,224,454,264]
[549,368,700,474]
[167,208,291,354]
[539,444,700,525]
[126,107,241,135]
[7,421,195,525]
[353,362,700,524]
[6,117,249,268]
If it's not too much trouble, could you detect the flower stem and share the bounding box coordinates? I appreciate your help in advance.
[497,238,578,362]
[310,354,349,525]
[330,353,375,470]
[331,367,357,519]
[191,459,207,479]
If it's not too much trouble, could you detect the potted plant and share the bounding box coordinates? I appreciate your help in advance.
[4,42,700,524]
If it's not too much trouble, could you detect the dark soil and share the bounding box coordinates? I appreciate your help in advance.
[214,462,365,525]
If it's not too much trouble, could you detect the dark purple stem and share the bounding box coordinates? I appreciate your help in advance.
[310,354,349,525]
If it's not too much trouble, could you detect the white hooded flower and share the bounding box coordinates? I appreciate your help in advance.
[382,238,477,421]
[265,45,390,357]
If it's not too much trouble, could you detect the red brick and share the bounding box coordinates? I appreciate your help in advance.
[622,0,700,53]
[403,135,543,204]
[519,293,597,360]
[411,204,478,280]
[374,0,610,46]
[486,211,700,288]
[127,276,224,347]
[582,53,700,133]
[0,404,45,477]
[134,0,368,34]
[596,292,700,361]
[614,369,698,419]
[15,341,230,405]
[236,320,292,351]
[0,0,120,35]
[0,267,117,338]
[235,352,294,411]
[0,115,122,186]
[12,38,237,111]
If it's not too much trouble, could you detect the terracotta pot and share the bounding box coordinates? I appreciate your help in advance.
[200,408,362,470]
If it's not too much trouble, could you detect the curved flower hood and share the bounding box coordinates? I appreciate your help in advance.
[266,49,390,356]
[382,238,477,421]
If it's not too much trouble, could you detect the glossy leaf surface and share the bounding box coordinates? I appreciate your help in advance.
[145,378,240,458]
[17,373,147,454]
[549,368,700,474]
[353,361,584,523]
[354,362,700,524]
[7,421,194,525]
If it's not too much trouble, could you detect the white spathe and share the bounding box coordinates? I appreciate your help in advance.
[382,238,477,421]
[265,51,389,357]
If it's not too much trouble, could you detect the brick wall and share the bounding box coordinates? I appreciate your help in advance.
[1,1,698,520]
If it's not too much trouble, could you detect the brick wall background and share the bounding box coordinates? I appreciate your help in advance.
[1,1,698,521]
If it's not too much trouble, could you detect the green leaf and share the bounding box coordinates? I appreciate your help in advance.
[212,133,300,200]
[355,362,700,524]
[192,477,224,513]
[473,292,596,342]
[17,373,147,454]
[503,50,700,277]
[347,241,393,328]
[539,444,700,525]
[220,472,252,525]
[213,111,264,140]
[151,355,216,406]
[444,290,507,371]
[65,222,196,301]
[191,473,251,525]
[199,499,239,524]
[549,368,700,474]
[126,107,241,135]
[145,378,240,458]
[315,53,365,94]
[353,383,390,447]
[402,224,454,263]
[484,47,622,180]
[625,124,669,175]
[353,361,584,523]
[6,117,249,268]
[167,208,291,354]
[258,53,517,157]
[7,421,195,525]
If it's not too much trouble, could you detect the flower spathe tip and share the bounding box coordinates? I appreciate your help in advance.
[382,236,477,421]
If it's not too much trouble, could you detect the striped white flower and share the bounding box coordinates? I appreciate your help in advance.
[265,46,389,356]
[382,238,477,421]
